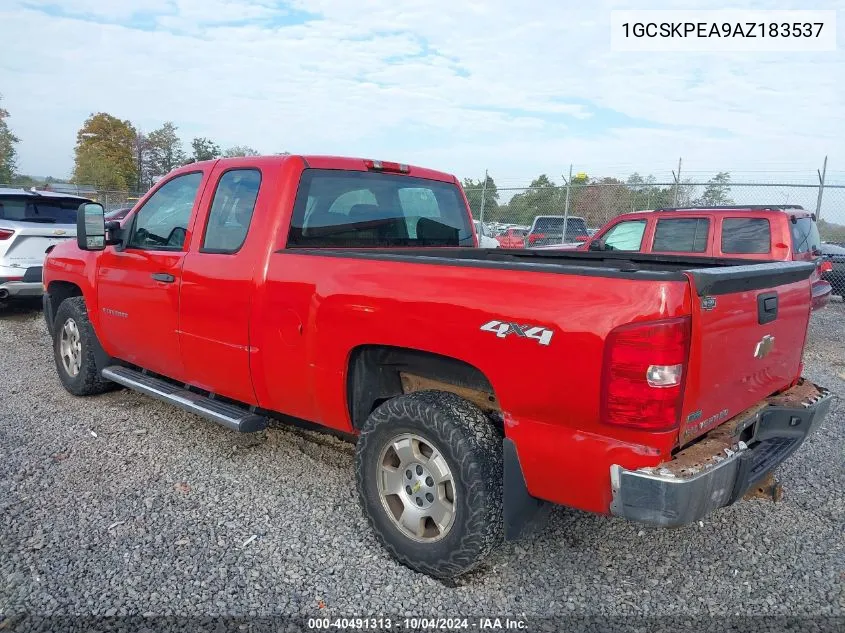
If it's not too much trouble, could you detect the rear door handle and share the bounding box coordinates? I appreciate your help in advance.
[151,273,175,283]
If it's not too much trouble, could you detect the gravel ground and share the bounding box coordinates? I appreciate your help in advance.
[0,297,843,630]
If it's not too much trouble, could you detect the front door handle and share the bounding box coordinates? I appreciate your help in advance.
[151,273,175,283]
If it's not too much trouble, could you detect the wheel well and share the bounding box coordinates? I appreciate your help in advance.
[46,281,83,324]
[346,345,500,430]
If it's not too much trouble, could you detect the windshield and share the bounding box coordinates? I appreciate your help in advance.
[533,216,589,241]
[0,196,82,224]
[288,170,474,248]
[790,217,821,254]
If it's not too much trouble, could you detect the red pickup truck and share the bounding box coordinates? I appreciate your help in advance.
[42,155,831,579]
[581,205,833,311]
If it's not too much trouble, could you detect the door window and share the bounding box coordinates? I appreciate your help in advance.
[127,172,203,250]
[201,169,262,253]
[652,218,710,253]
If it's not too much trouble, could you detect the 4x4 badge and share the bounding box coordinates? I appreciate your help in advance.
[701,296,717,311]
[480,320,554,346]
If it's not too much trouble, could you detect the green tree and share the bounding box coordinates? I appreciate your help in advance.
[462,174,499,220]
[222,145,260,158]
[73,113,137,190]
[695,171,734,206]
[191,137,221,162]
[0,94,20,184]
[147,122,186,177]
[506,175,563,225]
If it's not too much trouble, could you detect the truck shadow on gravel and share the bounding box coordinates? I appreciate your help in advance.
[0,297,43,319]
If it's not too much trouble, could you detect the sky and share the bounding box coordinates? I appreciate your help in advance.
[1,0,843,189]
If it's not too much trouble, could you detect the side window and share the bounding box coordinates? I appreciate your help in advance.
[652,218,710,253]
[128,172,203,250]
[201,169,262,253]
[722,218,771,254]
[602,220,647,251]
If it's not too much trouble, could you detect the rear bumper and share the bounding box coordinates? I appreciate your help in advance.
[1,267,43,298]
[811,279,832,310]
[609,381,832,527]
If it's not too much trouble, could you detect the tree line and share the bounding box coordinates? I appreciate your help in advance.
[71,113,273,191]
[463,172,735,228]
[0,94,276,191]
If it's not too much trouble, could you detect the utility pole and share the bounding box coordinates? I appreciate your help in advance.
[815,155,827,221]
[672,157,682,207]
[562,164,573,244]
[479,169,488,226]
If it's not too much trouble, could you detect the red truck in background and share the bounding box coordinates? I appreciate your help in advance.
[580,205,832,311]
[42,155,831,579]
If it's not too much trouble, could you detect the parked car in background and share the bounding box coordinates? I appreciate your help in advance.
[104,207,133,222]
[525,215,589,247]
[473,220,500,248]
[583,205,832,311]
[0,188,90,301]
[42,154,830,579]
[496,227,528,248]
[820,242,845,298]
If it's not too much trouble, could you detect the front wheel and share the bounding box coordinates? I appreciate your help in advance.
[52,297,112,396]
[355,391,503,579]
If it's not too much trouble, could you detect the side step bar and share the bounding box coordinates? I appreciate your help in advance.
[101,366,267,433]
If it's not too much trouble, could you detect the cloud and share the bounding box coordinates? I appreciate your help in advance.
[1,0,842,201]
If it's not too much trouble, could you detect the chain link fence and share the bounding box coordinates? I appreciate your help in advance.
[465,180,845,296]
[466,181,845,236]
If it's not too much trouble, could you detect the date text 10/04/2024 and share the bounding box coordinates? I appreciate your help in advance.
[307,617,528,630]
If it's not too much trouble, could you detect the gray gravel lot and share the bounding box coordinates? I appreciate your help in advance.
[1,298,843,627]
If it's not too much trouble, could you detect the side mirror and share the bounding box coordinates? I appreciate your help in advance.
[588,239,605,251]
[76,202,106,251]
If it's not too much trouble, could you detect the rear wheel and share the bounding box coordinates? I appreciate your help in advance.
[53,297,112,396]
[355,391,503,578]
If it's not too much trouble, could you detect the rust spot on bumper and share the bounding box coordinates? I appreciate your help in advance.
[743,472,784,502]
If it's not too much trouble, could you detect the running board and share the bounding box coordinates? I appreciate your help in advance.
[101,366,267,433]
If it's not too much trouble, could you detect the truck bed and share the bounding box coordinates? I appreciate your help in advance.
[286,247,815,290]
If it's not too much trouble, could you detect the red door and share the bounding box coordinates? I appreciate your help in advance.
[178,163,269,404]
[96,170,207,380]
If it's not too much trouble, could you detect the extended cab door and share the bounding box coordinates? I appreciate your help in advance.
[96,170,208,379]
[177,163,267,405]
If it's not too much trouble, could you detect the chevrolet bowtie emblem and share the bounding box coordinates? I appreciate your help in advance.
[53,229,67,235]
[754,335,775,359]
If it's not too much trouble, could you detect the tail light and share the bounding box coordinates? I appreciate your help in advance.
[574,235,588,242]
[819,260,833,274]
[0,228,14,240]
[601,317,691,431]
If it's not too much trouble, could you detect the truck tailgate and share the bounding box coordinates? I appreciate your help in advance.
[679,261,816,445]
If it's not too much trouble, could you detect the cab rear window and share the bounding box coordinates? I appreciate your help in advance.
[287,170,474,247]
[721,218,771,254]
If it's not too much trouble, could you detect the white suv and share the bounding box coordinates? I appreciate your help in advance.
[0,188,89,301]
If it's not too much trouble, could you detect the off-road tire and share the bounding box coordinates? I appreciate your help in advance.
[53,297,112,396]
[355,390,503,579]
